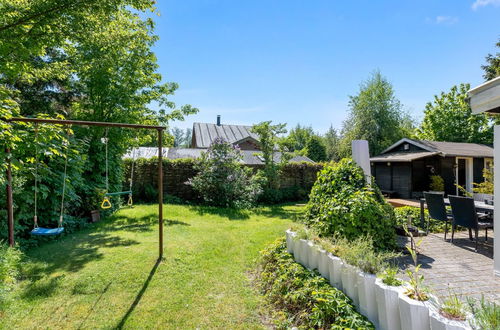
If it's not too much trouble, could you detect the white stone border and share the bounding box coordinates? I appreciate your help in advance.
[285,230,472,330]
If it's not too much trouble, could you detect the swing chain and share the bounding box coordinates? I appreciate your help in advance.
[34,124,39,228]
[59,126,71,227]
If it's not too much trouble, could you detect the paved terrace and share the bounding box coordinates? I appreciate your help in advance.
[396,230,499,303]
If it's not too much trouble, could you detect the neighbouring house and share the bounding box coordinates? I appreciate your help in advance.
[370,138,493,198]
[191,115,261,150]
[124,147,313,165]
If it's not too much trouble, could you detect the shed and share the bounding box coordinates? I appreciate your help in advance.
[370,138,493,198]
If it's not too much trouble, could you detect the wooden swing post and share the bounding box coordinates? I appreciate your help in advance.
[4,117,166,260]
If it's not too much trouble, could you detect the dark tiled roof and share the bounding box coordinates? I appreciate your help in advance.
[192,122,260,148]
[414,140,493,158]
[370,151,439,162]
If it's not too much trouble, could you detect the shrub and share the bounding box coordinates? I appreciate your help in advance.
[258,238,374,329]
[304,158,396,250]
[379,267,402,286]
[429,175,444,191]
[187,138,263,208]
[394,206,447,233]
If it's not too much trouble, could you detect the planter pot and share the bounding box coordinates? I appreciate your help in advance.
[429,307,471,330]
[327,254,343,290]
[90,210,100,222]
[341,263,359,307]
[297,239,309,267]
[398,290,434,330]
[285,230,296,254]
[317,249,330,279]
[375,278,403,330]
[307,241,319,270]
[357,271,378,326]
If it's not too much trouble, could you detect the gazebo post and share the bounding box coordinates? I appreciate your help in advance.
[468,76,500,277]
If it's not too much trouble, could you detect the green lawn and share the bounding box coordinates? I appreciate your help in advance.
[4,204,301,329]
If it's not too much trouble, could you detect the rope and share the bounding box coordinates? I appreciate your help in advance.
[59,127,70,227]
[105,128,109,192]
[129,147,136,191]
[34,124,39,228]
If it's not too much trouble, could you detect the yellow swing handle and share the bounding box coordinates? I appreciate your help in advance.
[127,193,133,207]
[101,196,112,209]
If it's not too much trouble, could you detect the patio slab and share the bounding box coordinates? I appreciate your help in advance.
[396,230,499,303]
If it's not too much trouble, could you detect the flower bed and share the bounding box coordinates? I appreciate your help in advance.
[257,238,374,329]
[285,230,475,330]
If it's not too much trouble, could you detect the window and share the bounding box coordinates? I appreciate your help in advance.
[403,143,409,150]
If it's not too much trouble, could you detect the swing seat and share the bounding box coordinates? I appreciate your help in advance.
[31,227,65,236]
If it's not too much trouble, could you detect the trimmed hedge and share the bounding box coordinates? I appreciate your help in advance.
[124,158,323,204]
[257,238,374,329]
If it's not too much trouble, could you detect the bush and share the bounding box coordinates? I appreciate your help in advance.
[258,186,308,204]
[187,138,263,208]
[0,244,23,310]
[258,238,374,329]
[304,158,396,250]
[394,206,447,233]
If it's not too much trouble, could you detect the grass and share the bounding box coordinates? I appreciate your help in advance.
[3,203,301,329]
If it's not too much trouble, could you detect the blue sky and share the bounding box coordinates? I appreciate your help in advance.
[151,0,500,134]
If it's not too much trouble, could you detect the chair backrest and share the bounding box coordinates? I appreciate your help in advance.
[448,195,478,229]
[424,192,448,222]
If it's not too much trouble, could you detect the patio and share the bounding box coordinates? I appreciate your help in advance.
[397,230,499,303]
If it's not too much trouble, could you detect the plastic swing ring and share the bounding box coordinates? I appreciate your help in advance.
[101,196,112,209]
[127,193,133,207]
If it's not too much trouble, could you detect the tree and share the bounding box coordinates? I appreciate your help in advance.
[415,84,493,144]
[305,135,327,162]
[482,38,500,81]
[323,125,341,161]
[251,121,288,190]
[170,127,192,147]
[282,124,315,153]
[188,138,262,208]
[338,71,414,157]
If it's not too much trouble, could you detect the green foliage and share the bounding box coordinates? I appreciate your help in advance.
[379,267,403,287]
[338,71,414,157]
[404,227,429,301]
[429,175,444,191]
[415,84,493,144]
[474,166,494,195]
[467,296,500,330]
[304,158,397,250]
[323,125,341,162]
[394,206,447,233]
[482,38,500,81]
[258,238,374,329]
[282,124,315,152]
[188,138,263,208]
[0,244,23,310]
[251,121,288,190]
[440,292,466,321]
[305,135,327,162]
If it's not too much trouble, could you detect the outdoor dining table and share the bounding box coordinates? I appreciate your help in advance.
[418,197,494,229]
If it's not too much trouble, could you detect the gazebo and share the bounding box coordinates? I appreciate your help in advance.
[468,76,500,277]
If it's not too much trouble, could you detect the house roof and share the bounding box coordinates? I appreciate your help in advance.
[192,122,260,148]
[370,151,439,162]
[372,138,493,162]
[124,147,314,165]
[468,76,500,114]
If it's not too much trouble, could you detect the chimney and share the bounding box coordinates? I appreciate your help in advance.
[217,115,221,126]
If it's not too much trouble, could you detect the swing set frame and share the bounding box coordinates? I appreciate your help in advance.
[4,117,167,260]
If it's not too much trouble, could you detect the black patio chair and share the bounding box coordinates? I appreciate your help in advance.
[448,195,493,252]
[424,192,452,240]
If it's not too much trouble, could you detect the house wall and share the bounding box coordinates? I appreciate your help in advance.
[371,162,412,198]
[392,143,426,152]
[237,140,260,150]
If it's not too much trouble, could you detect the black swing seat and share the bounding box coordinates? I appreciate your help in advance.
[31,227,65,236]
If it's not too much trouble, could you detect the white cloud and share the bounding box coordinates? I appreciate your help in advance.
[434,15,459,25]
[472,0,500,10]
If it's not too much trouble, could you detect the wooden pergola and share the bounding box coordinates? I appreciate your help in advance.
[3,117,167,260]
